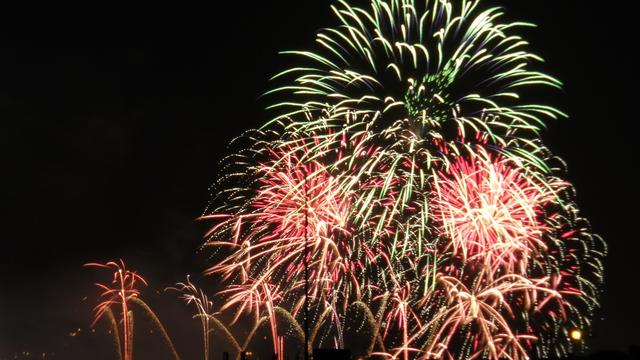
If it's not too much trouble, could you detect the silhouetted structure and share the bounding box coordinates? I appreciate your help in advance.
[543,346,640,360]
[312,348,351,360]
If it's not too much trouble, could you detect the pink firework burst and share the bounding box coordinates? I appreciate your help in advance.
[203,139,363,315]
[431,148,565,275]
[420,273,567,360]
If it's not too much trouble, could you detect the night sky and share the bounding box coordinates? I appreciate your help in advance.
[1,1,638,358]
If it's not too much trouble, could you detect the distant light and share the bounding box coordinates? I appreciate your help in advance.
[570,329,582,341]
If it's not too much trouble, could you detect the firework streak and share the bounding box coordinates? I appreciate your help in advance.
[85,260,148,360]
[168,277,215,360]
[203,1,606,359]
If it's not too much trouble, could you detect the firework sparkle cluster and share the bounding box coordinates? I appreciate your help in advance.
[203,1,606,358]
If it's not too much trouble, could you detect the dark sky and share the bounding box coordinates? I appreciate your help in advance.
[1,0,638,358]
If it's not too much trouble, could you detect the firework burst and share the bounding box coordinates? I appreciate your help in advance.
[202,0,606,358]
[430,146,567,276]
[419,273,565,360]
[204,139,352,305]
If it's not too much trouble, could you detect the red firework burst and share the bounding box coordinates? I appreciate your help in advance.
[203,139,361,314]
[431,148,565,274]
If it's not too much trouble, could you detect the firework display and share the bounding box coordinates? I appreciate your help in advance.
[203,0,606,359]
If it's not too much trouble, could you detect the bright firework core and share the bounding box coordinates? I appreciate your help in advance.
[431,148,564,274]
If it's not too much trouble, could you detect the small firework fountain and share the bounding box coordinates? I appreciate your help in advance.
[85,260,148,360]
[86,260,180,360]
[203,0,606,359]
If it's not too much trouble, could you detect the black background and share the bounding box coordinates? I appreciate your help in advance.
[1,0,638,358]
